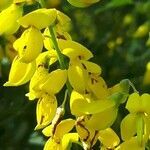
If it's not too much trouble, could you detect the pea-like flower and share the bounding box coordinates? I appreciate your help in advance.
[42,118,77,150]
[13,26,43,63]
[121,93,150,144]
[4,56,36,86]
[0,3,23,35]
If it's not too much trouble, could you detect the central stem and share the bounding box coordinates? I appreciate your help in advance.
[49,26,72,96]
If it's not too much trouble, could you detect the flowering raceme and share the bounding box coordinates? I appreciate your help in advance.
[2,0,150,150]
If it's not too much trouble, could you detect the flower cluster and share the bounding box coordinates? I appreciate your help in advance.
[1,0,150,150]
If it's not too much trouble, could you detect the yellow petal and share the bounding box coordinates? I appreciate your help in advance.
[0,0,12,11]
[18,8,57,29]
[56,10,71,32]
[80,60,102,74]
[70,90,115,116]
[85,107,118,130]
[44,138,62,150]
[126,93,141,113]
[141,93,150,115]
[68,62,88,93]
[35,94,57,129]
[27,67,49,100]
[121,114,137,141]
[67,0,100,8]
[62,133,79,150]
[99,128,120,149]
[88,76,109,99]
[54,119,75,139]
[13,27,43,63]
[36,51,57,67]
[4,56,36,86]
[0,4,23,35]
[143,62,150,85]
[42,124,53,137]
[58,39,93,60]
[41,69,67,95]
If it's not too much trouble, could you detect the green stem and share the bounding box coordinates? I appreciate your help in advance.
[49,26,72,96]
[61,90,68,108]
[39,0,46,8]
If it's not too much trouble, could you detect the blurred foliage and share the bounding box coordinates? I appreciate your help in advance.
[0,0,150,149]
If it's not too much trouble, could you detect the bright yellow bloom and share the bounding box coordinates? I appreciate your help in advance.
[98,128,120,150]
[13,26,43,63]
[70,90,117,130]
[43,119,77,150]
[67,0,100,8]
[18,8,57,30]
[36,94,57,129]
[0,4,23,35]
[4,56,36,86]
[121,93,150,144]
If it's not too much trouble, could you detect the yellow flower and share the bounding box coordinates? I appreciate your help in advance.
[67,0,100,8]
[121,93,150,144]
[0,3,23,35]
[35,94,57,129]
[18,8,57,30]
[42,119,77,150]
[13,26,43,63]
[4,56,36,86]
[70,90,117,130]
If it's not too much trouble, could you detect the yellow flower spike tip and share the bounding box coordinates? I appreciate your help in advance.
[0,3,23,35]
[143,62,150,85]
[35,94,57,130]
[70,90,115,117]
[68,61,88,93]
[58,39,93,61]
[121,113,137,141]
[98,128,120,149]
[87,75,109,99]
[13,27,43,63]
[18,8,57,30]
[62,133,79,150]
[4,56,36,86]
[40,69,67,95]
[27,67,49,100]
[116,137,145,150]
[85,106,118,130]
[67,0,100,8]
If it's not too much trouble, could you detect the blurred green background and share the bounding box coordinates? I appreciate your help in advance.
[0,0,150,149]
